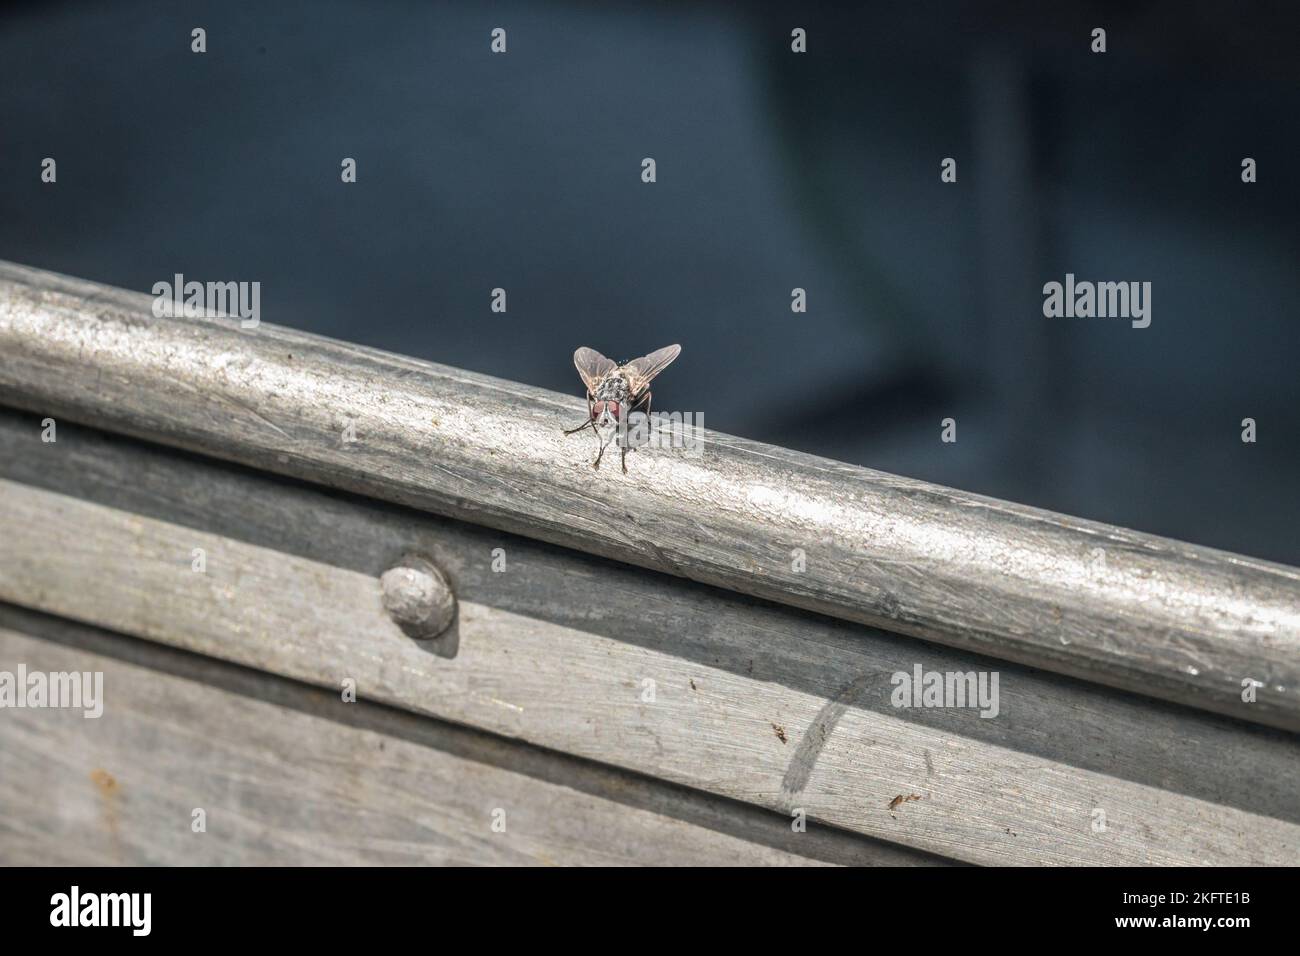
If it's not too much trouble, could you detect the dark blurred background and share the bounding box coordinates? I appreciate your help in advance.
[1,1,1296,563]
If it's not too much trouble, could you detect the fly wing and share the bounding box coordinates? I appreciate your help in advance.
[573,347,617,393]
[621,344,681,396]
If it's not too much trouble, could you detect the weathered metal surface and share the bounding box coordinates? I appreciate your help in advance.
[1,261,1296,730]
[0,607,937,866]
[1,414,1296,866]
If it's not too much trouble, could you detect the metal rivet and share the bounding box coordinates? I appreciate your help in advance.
[380,553,456,640]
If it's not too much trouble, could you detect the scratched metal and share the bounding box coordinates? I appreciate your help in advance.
[1,260,1298,731]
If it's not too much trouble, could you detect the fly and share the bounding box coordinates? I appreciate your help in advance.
[564,344,681,472]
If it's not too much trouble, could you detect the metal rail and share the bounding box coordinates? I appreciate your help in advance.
[1,260,1297,730]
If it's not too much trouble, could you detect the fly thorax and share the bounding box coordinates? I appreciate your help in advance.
[596,375,631,403]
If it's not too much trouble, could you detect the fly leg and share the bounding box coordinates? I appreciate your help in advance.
[621,390,652,473]
[565,394,595,435]
[593,420,618,470]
